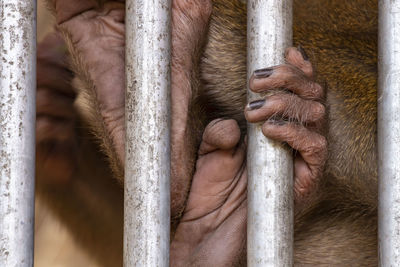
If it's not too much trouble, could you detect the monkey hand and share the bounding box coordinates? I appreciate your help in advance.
[172,0,212,70]
[46,0,212,167]
[45,0,126,162]
[36,32,78,184]
[170,0,213,220]
[244,47,328,208]
[47,0,214,218]
[171,119,247,266]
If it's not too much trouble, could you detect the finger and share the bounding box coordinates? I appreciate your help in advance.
[37,33,75,96]
[198,119,241,155]
[37,89,76,118]
[46,0,99,25]
[37,63,74,97]
[37,32,69,64]
[36,116,75,143]
[294,155,318,201]
[262,121,327,167]
[285,46,314,79]
[249,64,324,100]
[57,2,125,118]
[36,141,77,184]
[184,141,246,220]
[262,121,327,197]
[245,93,325,125]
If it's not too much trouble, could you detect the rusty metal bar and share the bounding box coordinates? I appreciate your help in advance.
[124,0,171,266]
[0,0,37,266]
[378,0,400,266]
[247,0,294,266]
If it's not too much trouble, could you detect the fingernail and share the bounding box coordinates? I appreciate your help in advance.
[254,68,273,78]
[298,45,309,61]
[248,99,265,110]
[269,120,287,126]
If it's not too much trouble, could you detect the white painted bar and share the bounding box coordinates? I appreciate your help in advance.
[247,0,294,266]
[0,0,37,266]
[378,0,400,266]
[124,0,171,266]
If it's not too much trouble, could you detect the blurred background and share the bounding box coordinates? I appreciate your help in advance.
[35,1,99,266]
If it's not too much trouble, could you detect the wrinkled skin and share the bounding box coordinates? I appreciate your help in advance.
[38,0,327,265]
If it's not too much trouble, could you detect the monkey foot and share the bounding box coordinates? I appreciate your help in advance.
[171,118,247,266]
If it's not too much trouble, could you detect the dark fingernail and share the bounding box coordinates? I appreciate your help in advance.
[297,45,309,61]
[254,68,273,78]
[269,120,287,126]
[248,99,265,110]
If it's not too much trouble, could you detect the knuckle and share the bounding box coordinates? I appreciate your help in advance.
[37,90,52,107]
[318,136,328,152]
[307,136,328,157]
[249,76,256,91]
[278,64,295,80]
[268,94,286,109]
[203,119,240,149]
[36,117,53,131]
[311,102,326,120]
[207,119,236,135]
[284,46,297,57]
[261,122,273,136]
[280,64,293,73]
[310,82,324,99]
[302,63,314,78]
[262,121,290,140]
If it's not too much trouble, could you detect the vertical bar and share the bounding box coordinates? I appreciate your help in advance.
[378,0,400,266]
[0,1,37,266]
[124,0,171,266]
[247,0,293,266]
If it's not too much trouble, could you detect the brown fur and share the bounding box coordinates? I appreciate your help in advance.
[67,32,125,182]
[37,0,378,265]
[201,0,377,265]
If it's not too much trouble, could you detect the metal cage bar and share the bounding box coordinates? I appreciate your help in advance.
[378,0,400,265]
[0,0,37,266]
[247,0,294,266]
[124,0,171,266]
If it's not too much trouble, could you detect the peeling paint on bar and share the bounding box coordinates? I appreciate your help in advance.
[124,0,171,266]
[247,0,294,266]
[0,0,37,266]
[378,1,400,266]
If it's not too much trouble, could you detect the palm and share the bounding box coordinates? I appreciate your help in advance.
[47,0,126,162]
